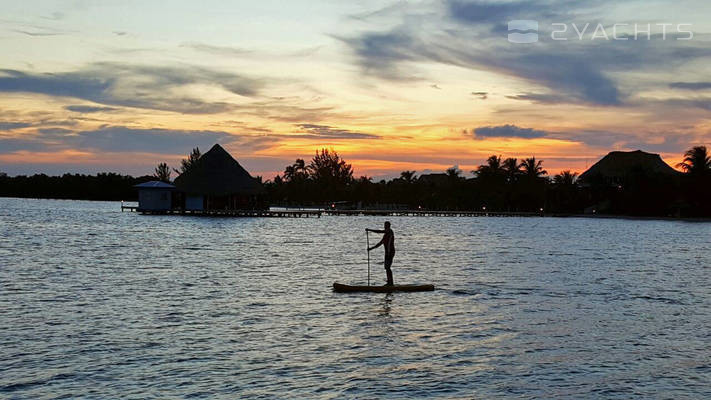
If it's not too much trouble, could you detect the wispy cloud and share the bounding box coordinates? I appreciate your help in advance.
[65,105,119,113]
[471,91,488,99]
[180,42,253,57]
[0,121,32,131]
[338,0,711,106]
[0,63,264,114]
[294,123,380,139]
[13,29,63,37]
[470,124,547,139]
[670,82,711,90]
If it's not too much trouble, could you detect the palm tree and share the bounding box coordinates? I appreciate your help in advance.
[475,155,505,178]
[503,157,521,183]
[283,158,307,182]
[446,166,462,180]
[154,162,171,183]
[677,146,711,175]
[520,157,547,178]
[400,170,417,183]
[553,170,578,186]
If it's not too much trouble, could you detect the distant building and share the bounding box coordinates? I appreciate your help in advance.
[418,173,449,186]
[579,150,680,186]
[134,181,176,211]
[173,144,265,210]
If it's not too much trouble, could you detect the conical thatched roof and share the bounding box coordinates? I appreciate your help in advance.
[579,150,680,182]
[174,144,263,196]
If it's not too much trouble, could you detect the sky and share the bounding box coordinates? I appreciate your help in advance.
[1,0,710,179]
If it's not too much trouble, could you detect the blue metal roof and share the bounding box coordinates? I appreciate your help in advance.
[134,180,176,189]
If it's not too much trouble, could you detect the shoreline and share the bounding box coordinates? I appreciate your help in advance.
[3,196,710,222]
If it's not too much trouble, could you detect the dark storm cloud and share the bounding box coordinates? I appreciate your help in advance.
[471,124,547,139]
[0,63,264,114]
[295,124,380,139]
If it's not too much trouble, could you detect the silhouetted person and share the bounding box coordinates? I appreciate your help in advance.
[367,221,395,286]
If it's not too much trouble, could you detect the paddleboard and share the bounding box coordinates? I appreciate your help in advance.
[333,282,434,293]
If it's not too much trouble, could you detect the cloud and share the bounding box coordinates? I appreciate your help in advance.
[470,124,547,139]
[0,63,264,114]
[0,122,32,130]
[0,126,230,155]
[670,82,711,90]
[294,124,380,139]
[13,30,63,37]
[447,0,539,24]
[471,91,488,99]
[70,126,235,153]
[336,29,426,81]
[181,42,253,57]
[65,105,119,113]
[38,128,73,135]
[339,1,711,106]
[0,124,287,156]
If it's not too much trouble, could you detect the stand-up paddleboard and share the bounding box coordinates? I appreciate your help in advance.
[333,282,434,293]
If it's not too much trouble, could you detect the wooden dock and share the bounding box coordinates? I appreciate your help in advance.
[122,203,543,218]
[122,207,322,218]
[323,209,543,217]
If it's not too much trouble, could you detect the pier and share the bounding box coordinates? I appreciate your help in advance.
[322,209,543,217]
[122,206,322,218]
[122,203,543,218]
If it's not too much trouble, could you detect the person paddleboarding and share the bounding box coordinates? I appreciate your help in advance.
[366,221,395,286]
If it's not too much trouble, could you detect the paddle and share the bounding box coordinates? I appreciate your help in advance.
[366,228,370,286]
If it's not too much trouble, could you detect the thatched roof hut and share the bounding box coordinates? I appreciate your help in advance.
[174,144,263,196]
[579,150,680,183]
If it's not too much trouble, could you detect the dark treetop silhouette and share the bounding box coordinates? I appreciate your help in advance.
[2,146,711,217]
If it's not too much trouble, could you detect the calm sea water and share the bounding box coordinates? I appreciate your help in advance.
[1,198,709,399]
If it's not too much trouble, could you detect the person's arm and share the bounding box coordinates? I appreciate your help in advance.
[368,238,384,251]
[366,228,385,234]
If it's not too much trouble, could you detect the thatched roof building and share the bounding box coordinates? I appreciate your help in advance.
[579,150,680,184]
[173,144,264,210]
[174,144,263,196]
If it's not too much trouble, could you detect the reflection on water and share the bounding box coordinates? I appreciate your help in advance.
[0,198,710,398]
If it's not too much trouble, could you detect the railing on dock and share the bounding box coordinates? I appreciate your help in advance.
[121,202,544,218]
[322,209,544,217]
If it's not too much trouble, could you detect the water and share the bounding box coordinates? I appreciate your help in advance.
[1,198,709,399]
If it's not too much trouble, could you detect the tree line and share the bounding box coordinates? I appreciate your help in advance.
[1,146,710,217]
[264,147,711,217]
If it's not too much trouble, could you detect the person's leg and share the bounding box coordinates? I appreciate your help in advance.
[384,253,394,285]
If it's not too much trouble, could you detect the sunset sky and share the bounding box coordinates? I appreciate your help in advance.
[1,0,711,179]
